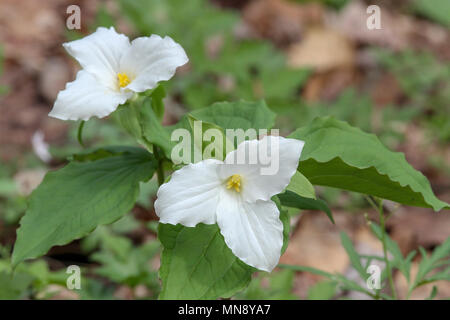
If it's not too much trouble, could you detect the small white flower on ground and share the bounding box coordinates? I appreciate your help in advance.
[49,27,188,121]
[155,136,305,272]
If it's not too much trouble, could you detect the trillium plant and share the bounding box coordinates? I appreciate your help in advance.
[12,27,449,299]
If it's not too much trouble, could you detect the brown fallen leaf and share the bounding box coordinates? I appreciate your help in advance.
[242,0,323,46]
[287,27,355,72]
[280,211,352,274]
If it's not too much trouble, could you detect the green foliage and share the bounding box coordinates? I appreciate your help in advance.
[291,0,349,10]
[0,271,33,299]
[117,0,309,110]
[158,196,291,300]
[290,117,449,211]
[285,171,316,199]
[190,100,276,132]
[237,269,298,300]
[307,280,337,300]
[412,0,450,27]
[91,231,160,294]
[114,89,175,158]
[377,50,450,142]
[281,222,450,300]
[340,232,366,280]
[158,223,254,299]
[12,147,157,266]
[412,238,450,289]
[278,191,333,223]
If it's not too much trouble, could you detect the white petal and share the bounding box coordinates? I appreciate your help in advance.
[63,27,130,90]
[155,159,223,227]
[49,70,130,121]
[119,35,188,93]
[219,136,305,202]
[216,190,283,272]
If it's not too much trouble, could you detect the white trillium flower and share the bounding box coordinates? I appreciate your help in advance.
[155,136,305,272]
[49,27,188,121]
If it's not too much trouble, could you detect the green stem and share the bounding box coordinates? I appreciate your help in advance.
[378,199,397,300]
[154,147,165,186]
[77,120,85,147]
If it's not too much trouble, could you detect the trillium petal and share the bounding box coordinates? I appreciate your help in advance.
[120,35,188,93]
[220,136,305,202]
[216,190,283,272]
[155,159,223,227]
[63,27,130,89]
[49,70,130,121]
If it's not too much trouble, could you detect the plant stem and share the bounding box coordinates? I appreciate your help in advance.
[154,147,165,186]
[77,120,85,147]
[378,199,397,300]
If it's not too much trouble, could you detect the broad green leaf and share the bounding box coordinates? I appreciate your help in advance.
[285,171,315,199]
[158,223,253,299]
[158,197,290,299]
[12,147,157,266]
[290,117,449,211]
[278,191,334,224]
[167,99,277,163]
[190,100,276,132]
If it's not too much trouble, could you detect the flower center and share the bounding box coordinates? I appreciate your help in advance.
[226,174,242,193]
[117,73,131,88]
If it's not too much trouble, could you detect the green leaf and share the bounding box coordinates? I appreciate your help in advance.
[12,147,157,267]
[158,223,253,299]
[273,195,291,254]
[0,271,33,299]
[167,99,277,163]
[413,237,450,288]
[370,223,411,280]
[278,191,334,224]
[113,99,147,147]
[289,117,449,211]
[158,197,290,299]
[187,114,233,161]
[278,264,333,278]
[426,286,438,300]
[340,232,366,280]
[92,234,160,288]
[307,280,337,300]
[190,100,276,132]
[114,93,174,159]
[285,171,315,199]
[146,85,166,121]
[140,99,174,158]
[413,0,450,27]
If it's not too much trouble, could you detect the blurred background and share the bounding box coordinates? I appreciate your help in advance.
[0,0,449,299]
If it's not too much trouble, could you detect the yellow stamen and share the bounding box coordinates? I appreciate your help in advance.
[117,73,131,88]
[226,174,242,193]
